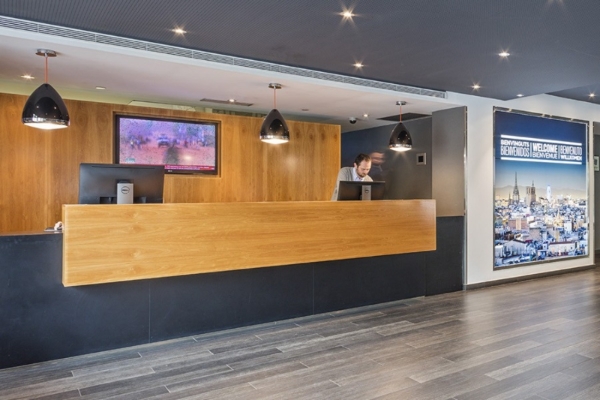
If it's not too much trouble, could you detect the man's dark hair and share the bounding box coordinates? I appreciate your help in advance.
[354,153,371,165]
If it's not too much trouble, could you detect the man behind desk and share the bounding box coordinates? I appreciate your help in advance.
[331,153,372,200]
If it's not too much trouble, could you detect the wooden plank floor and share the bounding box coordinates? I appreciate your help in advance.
[2,267,600,399]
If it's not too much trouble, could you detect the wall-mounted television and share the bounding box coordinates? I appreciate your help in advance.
[114,114,219,175]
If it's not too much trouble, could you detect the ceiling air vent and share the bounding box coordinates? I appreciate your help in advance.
[128,101,195,111]
[200,98,253,107]
[379,113,431,122]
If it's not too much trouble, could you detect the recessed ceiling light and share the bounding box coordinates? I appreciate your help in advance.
[517,94,524,97]
[172,27,186,35]
[590,93,595,98]
[341,10,354,19]
[363,113,369,118]
[472,84,481,90]
[20,74,34,80]
[95,86,106,90]
[353,62,363,68]
[228,98,235,103]
[499,51,510,57]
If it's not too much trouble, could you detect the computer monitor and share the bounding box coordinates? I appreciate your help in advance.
[78,163,165,204]
[337,181,385,201]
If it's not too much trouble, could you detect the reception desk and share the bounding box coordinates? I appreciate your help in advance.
[3,202,465,370]
[63,200,436,286]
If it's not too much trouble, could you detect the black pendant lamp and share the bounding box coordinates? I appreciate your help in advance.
[22,49,70,130]
[389,101,412,152]
[260,83,289,144]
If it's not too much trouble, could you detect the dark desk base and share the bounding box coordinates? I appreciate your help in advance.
[0,217,463,369]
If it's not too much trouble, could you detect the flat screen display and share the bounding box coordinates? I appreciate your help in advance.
[337,181,385,201]
[79,163,164,204]
[114,114,219,175]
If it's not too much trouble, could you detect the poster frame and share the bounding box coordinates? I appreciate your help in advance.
[492,107,589,270]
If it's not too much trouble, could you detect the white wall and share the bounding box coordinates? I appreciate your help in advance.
[595,123,600,252]
[447,93,600,285]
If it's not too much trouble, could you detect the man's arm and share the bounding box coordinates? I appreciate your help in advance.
[331,167,352,201]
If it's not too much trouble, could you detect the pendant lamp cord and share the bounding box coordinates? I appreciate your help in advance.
[44,52,48,83]
[273,86,277,109]
[397,100,406,122]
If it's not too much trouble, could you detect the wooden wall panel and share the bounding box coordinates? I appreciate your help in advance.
[0,93,340,233]
[47,100,115,223]
[0,93,50,231]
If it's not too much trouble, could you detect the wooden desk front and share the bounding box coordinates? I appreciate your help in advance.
[62,200,436,286]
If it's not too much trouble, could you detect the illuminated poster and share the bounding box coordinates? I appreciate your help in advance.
[493,109,588,269]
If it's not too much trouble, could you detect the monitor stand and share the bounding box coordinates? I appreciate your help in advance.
[117,182,134,204]
[361,185,372,201]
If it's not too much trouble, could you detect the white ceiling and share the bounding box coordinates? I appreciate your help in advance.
[0,25,460,132]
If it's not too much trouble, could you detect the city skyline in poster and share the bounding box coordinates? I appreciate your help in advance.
[493,110,588,269]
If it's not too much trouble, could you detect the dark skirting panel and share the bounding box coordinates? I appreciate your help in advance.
[425,216,464,296]
[0,234,149,370]
[149,264,313,342]
[313,253,427,314]
[0,217,463,369]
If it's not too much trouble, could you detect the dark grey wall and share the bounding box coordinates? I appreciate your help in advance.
[341,118,432,199]
[341,112,465,291]
[432,107,466,217]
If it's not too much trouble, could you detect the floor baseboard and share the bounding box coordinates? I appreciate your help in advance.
[464,264,596,290]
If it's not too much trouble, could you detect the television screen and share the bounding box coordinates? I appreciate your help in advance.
[79,163,164,204]
[114,114,219,174]
[337,181,385,201]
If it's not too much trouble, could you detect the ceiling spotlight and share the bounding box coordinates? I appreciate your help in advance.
[499,51,510,57]
[21,74,34,80]
[172,28,186,35]
[517,94,524,97]
[353,62,363,68]
[22,49,70,130]
[95,86,106,90]
[472,84,481,90]
[259,83,290,144]
[341,10,354,19]
[363,113,369,118]
[228,98,235,103]
[590,93,595,98]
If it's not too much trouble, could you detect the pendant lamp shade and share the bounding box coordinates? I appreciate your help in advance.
[389,122,412,152]
[260,108,290,144]
[260,83,289,144]
[22,83,70,130]
[389,101,412,152]
[22,49,70,130]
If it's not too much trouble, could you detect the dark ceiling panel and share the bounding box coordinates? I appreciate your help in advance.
[550,84,600,104]
[1,0,600,102]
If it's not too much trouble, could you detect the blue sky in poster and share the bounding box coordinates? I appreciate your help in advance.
[494,111,588,196]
